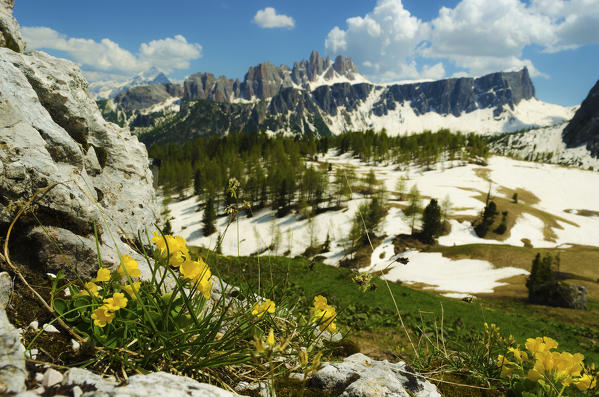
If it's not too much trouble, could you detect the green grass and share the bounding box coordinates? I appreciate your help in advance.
[197,250,599,365]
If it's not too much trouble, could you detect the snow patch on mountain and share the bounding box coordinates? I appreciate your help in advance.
[490,123,599,169]
[325,97,576,136]
[89,67,171,100]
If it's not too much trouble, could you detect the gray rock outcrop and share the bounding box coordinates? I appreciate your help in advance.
[0,1,157,278]
[0,0,24,52]
[309,353,440,397]
[44,368,242,397]
[0,271,27,394]
[563,80,599,157]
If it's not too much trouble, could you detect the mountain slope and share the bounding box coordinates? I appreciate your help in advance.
[563,80,599,156]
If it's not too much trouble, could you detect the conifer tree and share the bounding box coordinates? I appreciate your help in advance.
[405,185,422,234]
[421,199,442,244]
[203,195,217,236]
[395,175,407,201]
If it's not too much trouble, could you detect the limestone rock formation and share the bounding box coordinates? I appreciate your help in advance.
[309,353,441,397]
[0,0,25,52]
[563,80,599,156]
[0,271,27,394]
[0,1,157,278]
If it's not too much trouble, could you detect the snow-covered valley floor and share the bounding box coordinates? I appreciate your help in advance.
[168,153,599,298]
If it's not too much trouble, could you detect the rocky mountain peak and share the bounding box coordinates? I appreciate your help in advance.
[150,72,171,85]
[563,80,599,156]
[332,55,359,78]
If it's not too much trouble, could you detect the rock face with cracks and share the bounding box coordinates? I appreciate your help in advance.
[0,271,27,394]
[309,353,441,397]
[0,1,157,278]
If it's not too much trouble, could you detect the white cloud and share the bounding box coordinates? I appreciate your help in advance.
[325,0,599,82]
[139,35,202,70]
[21,27,202,82]
[252,7,295,29]
[325,0,430,82]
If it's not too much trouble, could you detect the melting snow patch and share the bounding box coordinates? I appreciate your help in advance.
[364,251,528,295]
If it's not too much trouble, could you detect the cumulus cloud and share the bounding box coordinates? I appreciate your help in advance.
[325,0,599,82]
[252,7,295,29]
[22,27,202,81]
[325,0,430,82]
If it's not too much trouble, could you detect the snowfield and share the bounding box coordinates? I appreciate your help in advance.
[168,152,599,297]
[324,97,576,136]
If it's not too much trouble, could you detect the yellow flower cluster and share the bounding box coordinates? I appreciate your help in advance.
[91,292,128,327]
[251,299,276,317]
[152,233,189,267]
[152,233,213,299]
[310,295,337,333]
[498,336,597,391]
[118,254,141,278]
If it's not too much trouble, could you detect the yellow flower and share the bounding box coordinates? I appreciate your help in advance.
[527,350,584,386]
[103,292,128,311]
[498,354,517,378]
[91,305,115,327]
[525,336,558,355]
[310,298,337,333]
[195,277,212,300]
[122,281,141,299]
[181,258,212,299]
[508,347,529,363]
[117,254,141,278]
[93,268,111,282]
[78,281,99,297]
[266,328,275,346]
[251,299,276,317]
[152,233,189,266]
[575,373,597,391]
[313,295,328,310]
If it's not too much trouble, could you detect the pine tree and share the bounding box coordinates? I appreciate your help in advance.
[421,199,442,244]
[202,195,217,236]
[404,185,422,234]
[395,175,407,201]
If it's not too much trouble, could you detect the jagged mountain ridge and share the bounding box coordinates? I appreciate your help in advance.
[96,51,574,143]
[89,66,172,100]
[138,67,572,145]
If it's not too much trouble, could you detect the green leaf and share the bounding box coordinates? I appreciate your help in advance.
[53,298,68,315]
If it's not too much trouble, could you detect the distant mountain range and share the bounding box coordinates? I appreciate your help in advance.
[89,66,172,100]
[94,51,577,145]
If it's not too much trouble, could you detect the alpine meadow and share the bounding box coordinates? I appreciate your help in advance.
[2,1,599,396]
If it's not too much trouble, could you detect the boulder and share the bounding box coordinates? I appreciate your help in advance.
[0,0,25,52]
[309,353,441,397]
[0,37,157,277]
[59,368,242,397]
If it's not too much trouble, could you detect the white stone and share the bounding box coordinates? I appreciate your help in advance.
[42,323,60,333]
[41,368,64,388]
[72,385,83,397]
[0,271,11,308]
[28,320,39,330]
[71,339,81,352]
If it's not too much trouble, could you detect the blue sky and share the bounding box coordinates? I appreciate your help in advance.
[14,0,599,106]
